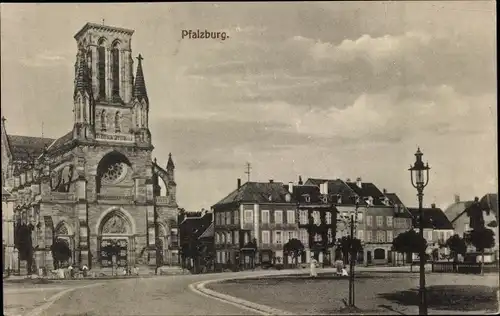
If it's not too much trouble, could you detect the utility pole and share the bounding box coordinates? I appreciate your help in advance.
[245,162,251,182]
[348,214,355,306]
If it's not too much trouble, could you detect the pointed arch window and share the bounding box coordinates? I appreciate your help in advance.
[101,110,107,131]
[112,42,120,98]
[115,111,121,133]
[98,39,107,99]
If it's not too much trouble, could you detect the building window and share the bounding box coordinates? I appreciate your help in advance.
[427,230,433,241]
[234,210,239,224]
[114,111,121,133]
[299,210,308,224]
[366,216,373,227]
[386,230,393,242]
[275,231,282,244]
[234,231,239,245]
[287,231,294,243]
[377,231,385,243]
[215,233,220,244]
[262,230,270,244]
[465,223,470,231]
[275,210,283,224]
[244,210,253,224]
[112,42,120,97]
[376,216,383,227]
[225,211,231,225]
[227,232,232,244]
[366,230,372,242]
[287,210,295,224]
[325,212,332,224]
[299,229,308,245]
[261,210,270,223]
[98,43,106,99]
[386,216,393,227]
[357,230,364,241]
[356,213,363,223]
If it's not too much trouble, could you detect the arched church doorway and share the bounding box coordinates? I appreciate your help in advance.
[55,222,74,265]
[98,208,134,268]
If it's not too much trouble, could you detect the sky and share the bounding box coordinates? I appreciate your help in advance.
[1,2,497,212]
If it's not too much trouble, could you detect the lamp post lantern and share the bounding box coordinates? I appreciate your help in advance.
[409,147,430,315]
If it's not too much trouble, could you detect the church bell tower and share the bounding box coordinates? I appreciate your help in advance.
[72,23,151,146]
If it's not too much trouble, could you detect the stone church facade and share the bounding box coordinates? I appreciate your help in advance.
[1,23,180,270]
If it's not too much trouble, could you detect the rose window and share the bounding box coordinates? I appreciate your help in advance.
[102,162,127,184]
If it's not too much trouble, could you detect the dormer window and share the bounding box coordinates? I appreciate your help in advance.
[268,194,273,202]
[337,195,342,204]
[322,195,328,204]
[303,194,310,203]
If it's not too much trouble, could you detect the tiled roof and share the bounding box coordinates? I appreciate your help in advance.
[179,213,213,243]
[292,185,322,203]
[46,131,74,153]
[305,178,357,204]
[345,181,387,206]
[444,200,474,223]
[408,207,453,229]
[385,193,413,218]
[213,181,293,206]
[199,222,214,239]
[7,135,55,162]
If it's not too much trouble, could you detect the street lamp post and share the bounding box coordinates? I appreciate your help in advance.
[409,147,431,316]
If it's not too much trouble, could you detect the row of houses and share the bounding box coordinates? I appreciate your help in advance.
[179,176,493,272]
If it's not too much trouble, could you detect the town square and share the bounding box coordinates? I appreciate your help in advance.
[1,2,498,316]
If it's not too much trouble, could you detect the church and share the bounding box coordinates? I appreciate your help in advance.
[1,22,180,272]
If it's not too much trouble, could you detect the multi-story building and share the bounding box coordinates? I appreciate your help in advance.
[178,210,214,273]
[0,23,180,272]
[2,187,17,273]
[212,179,299,269]
[448,193,498,263]
[305,178,413,266]
[408,204,454,261]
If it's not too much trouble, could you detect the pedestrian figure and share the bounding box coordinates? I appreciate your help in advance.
[341,265,349,277]
[134,266,139,276]
[335,260,343,276]
[68,264,74,279]
[310,258,318,277]
[123,267,127,276]
[82,264,89,277]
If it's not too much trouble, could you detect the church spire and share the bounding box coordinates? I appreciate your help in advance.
[74,48,92,97]
[133,54,148,103]
[167,153,175,170]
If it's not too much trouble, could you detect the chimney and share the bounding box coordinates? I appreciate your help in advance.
[269,179,274,183]
[320,181,328,195]
[431,203,436,209]
[346,178,351,182]
[288,182,294,194]
[356,177,362,188]
[237,178,241,189]
[298,176,303,185]
[383,188,387,194]
[454,194,460,203]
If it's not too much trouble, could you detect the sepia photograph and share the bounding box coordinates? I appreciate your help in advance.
[1,2,498,315]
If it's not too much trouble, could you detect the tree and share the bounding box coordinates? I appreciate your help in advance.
[336,236,363,265]
[444,234,467,263]
[283,238,305,267]
[465,228,495,275]
[392,230,427,270]
[50,239,72,269]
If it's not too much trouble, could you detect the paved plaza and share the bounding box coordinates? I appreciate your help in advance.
[208,271,499,315]
[3,267,499,316]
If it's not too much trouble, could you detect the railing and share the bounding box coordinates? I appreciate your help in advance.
[97,194,134,201]
[432,261,499,274]
[155,196,169,205]
[96,132,134,143]
[49,192,75,201]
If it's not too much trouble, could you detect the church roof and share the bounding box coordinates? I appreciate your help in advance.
[46,131,74,153]
[132,54,148,103]
[7,135,55,162]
